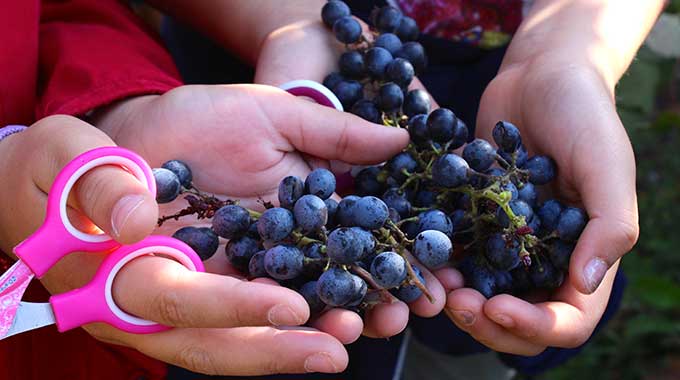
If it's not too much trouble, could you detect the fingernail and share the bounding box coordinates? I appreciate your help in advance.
[111,194,146,238]
[267,304,303,326]
[584,258,608,293]
[304,352,339,373]
[492,314,515,328]
[451,309,475,326]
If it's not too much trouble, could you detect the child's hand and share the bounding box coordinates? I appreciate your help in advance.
[443,57,637,355]
[95,84,448,341]
[0,116,349,375]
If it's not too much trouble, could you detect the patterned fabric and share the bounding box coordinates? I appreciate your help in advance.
[393,0,533,48]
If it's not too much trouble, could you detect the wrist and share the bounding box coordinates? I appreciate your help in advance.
[92,95,159,141]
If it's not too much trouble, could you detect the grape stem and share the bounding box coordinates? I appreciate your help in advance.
[384,220,435,303]
[350,264,396,303]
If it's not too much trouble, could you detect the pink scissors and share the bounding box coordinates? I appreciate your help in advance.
[0,147,205,340]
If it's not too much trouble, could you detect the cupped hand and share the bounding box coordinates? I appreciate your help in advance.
[96,84,447,345]
[443,57,638,355]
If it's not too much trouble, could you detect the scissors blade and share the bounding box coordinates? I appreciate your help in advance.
[2,302,55,340]
[0,260,35,339]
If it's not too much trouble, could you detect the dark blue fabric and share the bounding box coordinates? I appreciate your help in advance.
[158,6,627,378]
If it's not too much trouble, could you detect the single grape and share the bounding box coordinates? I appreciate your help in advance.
[278,175,304,209]
[332,80,363,109]
[300,281,326,314]
[391,265,425,302]
[498,143,529,167]
[370,251,407,288]
[388,208,401,223]
[463,138,496,172]
[212,204,250,239]
[323,72,344,90]
[517,182,537,207]
[396,16,419,41]
[500,181,519,199]
[364,47,393,79]
[172,226,218,261]
[408,114,430,145]
[339,50,365,79]
[225,235,260,273]
[414,230,452,269]
[427,108,457,143]
[492,121,522,153]
[355,166,384,196]
[324,198,339,227]
[432,153,470,188]
[493,270,514,294]
[161,160,192,188]
[257,207,295,242]
[333,16,362,43]
[153,168,181,204]
[466,264,497,298]
[374,33,402,55]
[353,196,389,229]
[326,227,364,264]
[382,188,411,218]
[337,195,360,226]
[387,151,417,182]
[302,242,326,278]
[246,221,261,239]
[523,156,557,185]
[485,233,521,271]
[351,99,381,123]
[374,6,402,33]
[403,89,430,117]
[293,194,328,233]
[351,227,376,258]
[556,207,587,241]
[451,119,469,149]
[417,210,453,236]
[316,267,357,306]
[248,250,267,278]
[529,260,564,289]
[345,274,368,308]
[414,189,436,208]
[547,240,574,271]
[321,0,350,28]
[264,245,304,280]
[395,41,427,73]
[305,168,336,199]
[496,199,534,228]
[377,82,404,112]
[537,199,563,233]
[385,58,414,88]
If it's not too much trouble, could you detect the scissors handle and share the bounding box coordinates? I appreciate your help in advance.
[279,80,343,111]
[49,235,204,334]
[14,147,156,278]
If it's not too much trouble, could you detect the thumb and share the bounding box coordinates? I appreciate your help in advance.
[253,85,411,164]
[31,115,158,244]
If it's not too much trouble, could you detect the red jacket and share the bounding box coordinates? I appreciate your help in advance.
[0,1,182,379]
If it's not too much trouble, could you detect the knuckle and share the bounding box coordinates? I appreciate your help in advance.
[336,122,352,159]
[617,218,640,250]
[153,289,190,326]
[176,345,220,375]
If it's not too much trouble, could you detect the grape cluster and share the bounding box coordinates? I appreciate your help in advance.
[155,163,435,311]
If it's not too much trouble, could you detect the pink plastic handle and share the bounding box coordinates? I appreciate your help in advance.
[279,80,344,111]
[13,147,156,278]
[49,235,205,334]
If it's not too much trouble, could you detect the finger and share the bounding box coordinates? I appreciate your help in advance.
[407,261,446,318]
[483,262,618,348]
[309,308,364,344]
[245,85,410,164]
[432,267,465,292]
[112,255,311,328]
[28,115,158,244]
[362,300,409,338]
[133,326,348,376]
[446,288,546,356]
[569,108,638,294]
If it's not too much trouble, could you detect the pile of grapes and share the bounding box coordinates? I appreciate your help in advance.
[151,1,588,314]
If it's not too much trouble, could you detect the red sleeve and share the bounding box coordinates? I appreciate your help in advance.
[37,0,183,118]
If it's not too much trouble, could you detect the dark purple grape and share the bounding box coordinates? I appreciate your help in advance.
[354,196,389,229]
[517,182,537,207]
[373,6,402,33]
[257,207,295,242]
[493,270,514,294]
[387,152,417,182]
[403,89,431,117]
[293,195,328,233]
[161,160,192,188]
[414,230,452,269]
[432,154,469,188]
[153,168,181,204]
[388,208,401,223]
[212,204,250,239]
[497,199,534,228]
[374,33,402,55]
[305,168,336,199]
[510,266,532,294]
[427,108,457,143]
[339,50,365,79]
[377,82,404,112]
[327,227,364,264]
[323,72,344,90]
[450,119,469,149]
[350,227,376,258]
[355,166,384,196]
[523,156,557,185]
[333,16,362,43]
[485,233,521,271]
[529,260,564,289]
[391,265,425,302]
[492,121,522,153]
[408,114,429,145]
[385,58,414,88]
[300,281,326,314]
[463,138,496,172]
[302,242,326,277]
[321,0,350,28]
[547,240,574,271]
[364,47,393,79]
[500,181,519,199]
[316,267,356,306]
[414,189,436,208]
[556,207,587,241]
[324,198,339,227]
[351,99,381,123]
[537,199,563,234]
[332,80,363,109]
[395,41,427,73]
[278,175,304,209]
[248,250,267,278]
[396,16,419,41]
[337,195,360,226]
[226,235,260,273]
[498,143,528,167]
[172,226,218,261]
[264,245,304,280]
[417,210,453,236]
[345,274,368,307]
[382,188,411,218]
[370,251,407,288]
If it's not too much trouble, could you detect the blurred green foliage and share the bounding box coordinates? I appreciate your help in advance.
[541,11,680,380]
